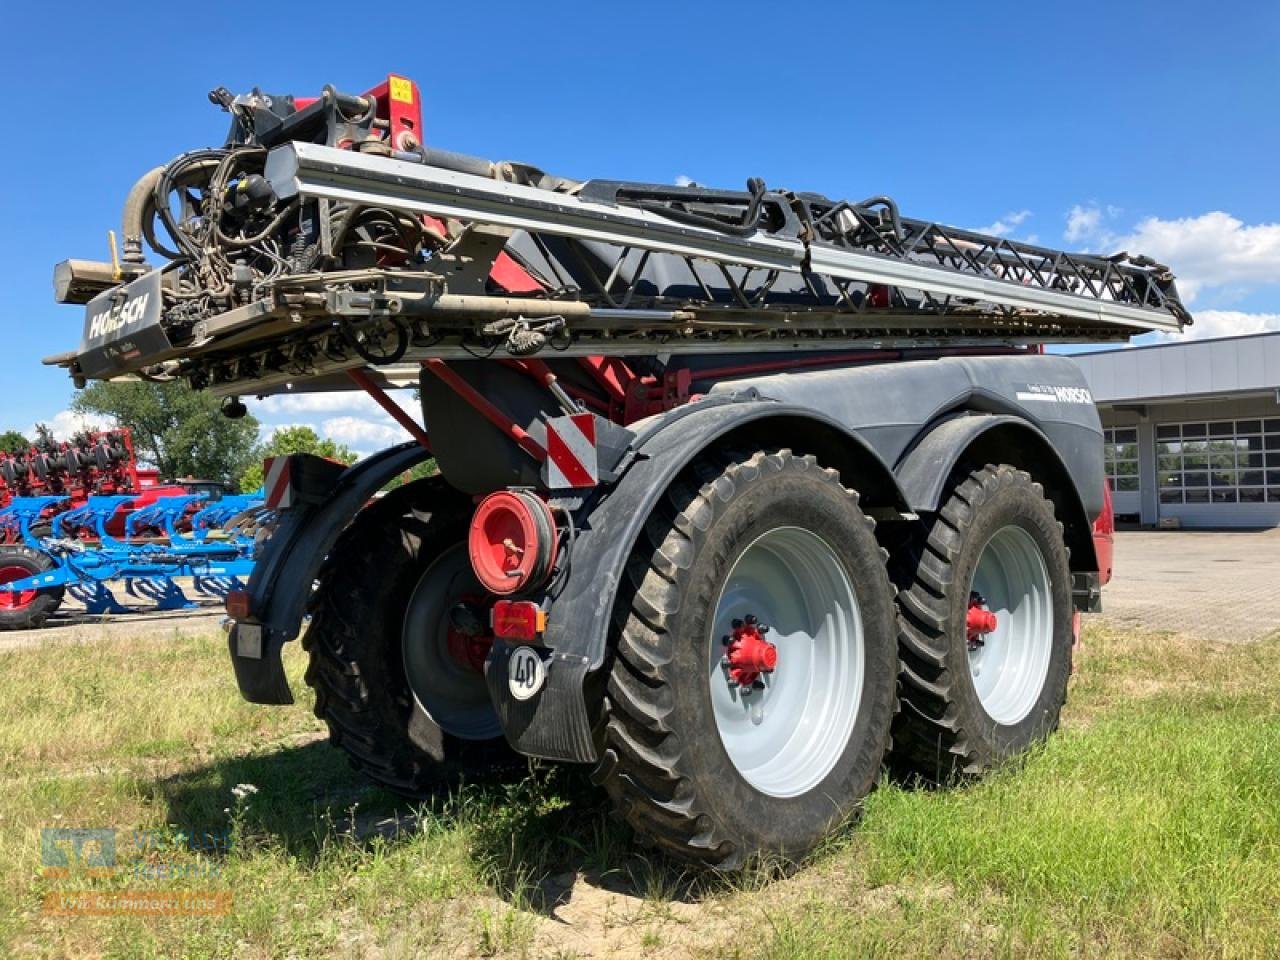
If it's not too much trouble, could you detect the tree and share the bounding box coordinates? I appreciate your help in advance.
[382,458,439,491]
[72,381,260,488]
[0,431,29,454]
[239,425,358,493]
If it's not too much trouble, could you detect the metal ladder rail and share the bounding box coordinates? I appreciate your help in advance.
[265,143,1187,334]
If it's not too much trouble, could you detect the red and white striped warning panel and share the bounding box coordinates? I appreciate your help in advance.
[545,413,599,489]
[264,456,293,511]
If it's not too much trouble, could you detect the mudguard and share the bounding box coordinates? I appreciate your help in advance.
[894,411,1103,609]
[483,393,907,763]
[896,413,1056,510]
[229,442,433,704]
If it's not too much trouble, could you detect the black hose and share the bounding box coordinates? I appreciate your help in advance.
[151,150,229,260]
[637,176,770,237]
[342,322,409,365]
[121,166,165,264]
[853,195,904,238]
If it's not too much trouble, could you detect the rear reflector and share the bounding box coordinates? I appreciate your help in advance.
[225,589,252,621]
[544,412,599,489]
[491,600,547,641]
[263,453,348,510]
[1092,480,1115,586]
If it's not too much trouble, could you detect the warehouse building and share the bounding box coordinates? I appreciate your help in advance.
[1069,331,1280,528]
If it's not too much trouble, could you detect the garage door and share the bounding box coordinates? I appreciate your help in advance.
[1156,417,1280,528]
[1103,426,1141,517]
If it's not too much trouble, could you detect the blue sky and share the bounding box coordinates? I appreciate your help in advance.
[3,1,1278,452]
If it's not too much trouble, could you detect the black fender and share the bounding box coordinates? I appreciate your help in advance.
[483,394,909,763]
[893,412,1100,573]
[894,413,1035,512]
[229,442,433,704]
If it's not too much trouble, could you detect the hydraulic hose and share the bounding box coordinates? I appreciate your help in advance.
[149,150,229,261]
[121,166,166,265]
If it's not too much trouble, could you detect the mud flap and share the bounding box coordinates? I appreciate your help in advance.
[484,641,596,763]
[228,442,433,705]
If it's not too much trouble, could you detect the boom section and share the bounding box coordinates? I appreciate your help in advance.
[271,142,1185,334]
[46,78,1189,397]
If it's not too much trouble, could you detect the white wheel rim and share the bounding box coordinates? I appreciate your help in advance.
[707,527,864,799]
[967,525,1054,725]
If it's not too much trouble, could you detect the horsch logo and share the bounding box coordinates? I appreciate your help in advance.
[1015,383,1095,405]
[88,293,150,340]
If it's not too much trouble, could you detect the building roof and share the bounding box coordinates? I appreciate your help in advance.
[1068,331,1280,404]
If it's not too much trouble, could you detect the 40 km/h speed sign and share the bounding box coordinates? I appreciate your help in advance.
[507,647,546,700]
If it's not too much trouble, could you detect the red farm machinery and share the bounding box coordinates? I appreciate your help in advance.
[0,428,150,537]
[0,429,260,628]
[38,73,1186,868]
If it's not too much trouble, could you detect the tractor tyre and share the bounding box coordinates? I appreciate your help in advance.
[0,545,65,630]
[893,464,1073,783]
[593,449,898,869]
[302,477,515,797]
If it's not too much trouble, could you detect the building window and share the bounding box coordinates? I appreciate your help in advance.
[1156,418,1280,505]
[1103,427,1140,493]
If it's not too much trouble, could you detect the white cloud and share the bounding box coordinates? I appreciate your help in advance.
[1155,309,1280,342]
[27,408,115,441]
[249,389,417,420]
[22,387,421,462]
[247,389,421,456]
[1109,212,1280,304]
[674,174,694,187]
[240,383,425,458]
[320,416,408,453]
[1064,204,1102,244]
[1063,204,1126,246]
[973,209,1032,238]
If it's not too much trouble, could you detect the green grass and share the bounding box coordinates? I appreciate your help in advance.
[0,624,1278,958]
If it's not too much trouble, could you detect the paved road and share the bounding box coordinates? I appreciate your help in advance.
[4,530,1277,650]
[1093,528,1280,642]
[0,591,226,653]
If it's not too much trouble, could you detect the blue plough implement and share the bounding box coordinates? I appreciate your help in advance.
[0,492,268,629]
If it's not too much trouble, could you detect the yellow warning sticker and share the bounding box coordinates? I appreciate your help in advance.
[389,77,414,105]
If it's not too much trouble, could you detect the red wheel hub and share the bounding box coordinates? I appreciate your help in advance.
[967,592,998,649]
[723,614,778,688]
[0,565,36,611]
[445,597,494,673]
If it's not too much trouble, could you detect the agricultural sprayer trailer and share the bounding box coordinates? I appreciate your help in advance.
[40,74,1179,867]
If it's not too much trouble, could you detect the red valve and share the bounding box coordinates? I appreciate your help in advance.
[966,592,998,649]
[723,614,778,688]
